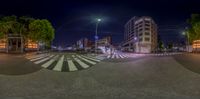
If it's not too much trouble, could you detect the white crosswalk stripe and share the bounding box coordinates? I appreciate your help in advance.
[111,54,115,58]
[72,55,89,69]
[34,55,55,64]
[76,55,96,65]
[105,53,129,59]
[30,54,50,61]
[116,54,119,59]
[107,54,111,59]
[80,55,101,62]
[26,54,47,60]
[152,53,183,56]
[67,59,78,71]
[41,55,59,68]
[53,55,64,71]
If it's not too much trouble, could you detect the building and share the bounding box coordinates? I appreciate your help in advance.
[123,16,157,53]
[97,36,112,46]
[0,34,38,53]
[192,40,200,52]
[0,38,6,52]
[76,38,93,50]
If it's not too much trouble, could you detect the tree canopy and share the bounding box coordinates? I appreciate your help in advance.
[0,15,17,35]
[187,14,200,44]
[0,32,3,39]
[29,19,55,46]
[0,15,55,46]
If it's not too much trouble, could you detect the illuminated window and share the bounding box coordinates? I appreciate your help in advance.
[193,40,200,49]
[0,39,6,49]
[27,40,38,49]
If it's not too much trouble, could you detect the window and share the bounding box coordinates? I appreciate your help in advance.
[145,23,150,26]
[139,33,143,36]
[139,25,143,27]
[145,37,150,41]
[145,28,150,30]
[139,38,143,41]
[145,32,150,35]
[145,20,150,23]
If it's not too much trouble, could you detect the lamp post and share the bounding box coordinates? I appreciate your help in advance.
[95,18,101,54]
[133,37,137,52]
[182,31,190,52]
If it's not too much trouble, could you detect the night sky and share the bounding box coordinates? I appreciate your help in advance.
[1,0,200,46]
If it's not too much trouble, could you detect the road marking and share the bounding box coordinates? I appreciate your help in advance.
[53,55,64,71]
[67,59,78,71]
[119,54,124,58]
[107,54,111,58]
[122,55,126,58]
[76,55,96,65]
[30,54,49,61]
[26,54,47,60]
[26,53,106,72]
[42,55,59,68]
[80,55,101,62]
[116,54,119,58]
[34,55,54,64]
[73,57,89,69]
[111,54,115,58]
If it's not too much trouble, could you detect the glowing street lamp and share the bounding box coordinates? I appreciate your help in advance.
[97,18,101,22]
[134,37,137,41]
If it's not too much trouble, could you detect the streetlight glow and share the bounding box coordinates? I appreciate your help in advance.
[134,37,137,40]
[97,18,101,22]
[182,32,186,35]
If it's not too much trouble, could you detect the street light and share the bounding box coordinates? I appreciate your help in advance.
[95,18,101,54]
[97,18,101,22]
[133,37,137,52]
[182,31,190,52]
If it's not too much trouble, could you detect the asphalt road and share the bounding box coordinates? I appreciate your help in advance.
[0,53,42,75]
[0,53,200,99]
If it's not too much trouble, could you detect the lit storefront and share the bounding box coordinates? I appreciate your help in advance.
[193,40,200,52]
[0,35,38,53]
[26,40,38,50]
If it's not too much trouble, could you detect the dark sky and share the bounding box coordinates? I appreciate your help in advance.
[1,0,200,46]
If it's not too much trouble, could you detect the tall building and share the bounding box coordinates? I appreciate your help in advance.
[77,38,89,49]
[123,16,157,53]
[97,36,112,46]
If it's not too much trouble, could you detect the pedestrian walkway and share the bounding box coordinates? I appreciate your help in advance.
[106,53,129,59]
[25,53,102,72]
[150,52,183,57]
[92,53,130,59]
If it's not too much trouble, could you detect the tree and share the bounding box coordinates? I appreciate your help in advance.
[0,15,55,52]
[0,32,4,39]
[0,15,17,35]
[187,14,200,43]
[158,41,164,51]
[29,19,55,49]
[167,42,173,50]
[157,35,164,52]
[18,16,34,36]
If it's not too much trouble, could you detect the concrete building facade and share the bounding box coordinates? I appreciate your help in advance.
[123,16,157,53]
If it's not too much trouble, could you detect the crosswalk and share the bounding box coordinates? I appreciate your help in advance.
[150,52,183,57]
[106,53,129,59]
[25,53,102,72]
